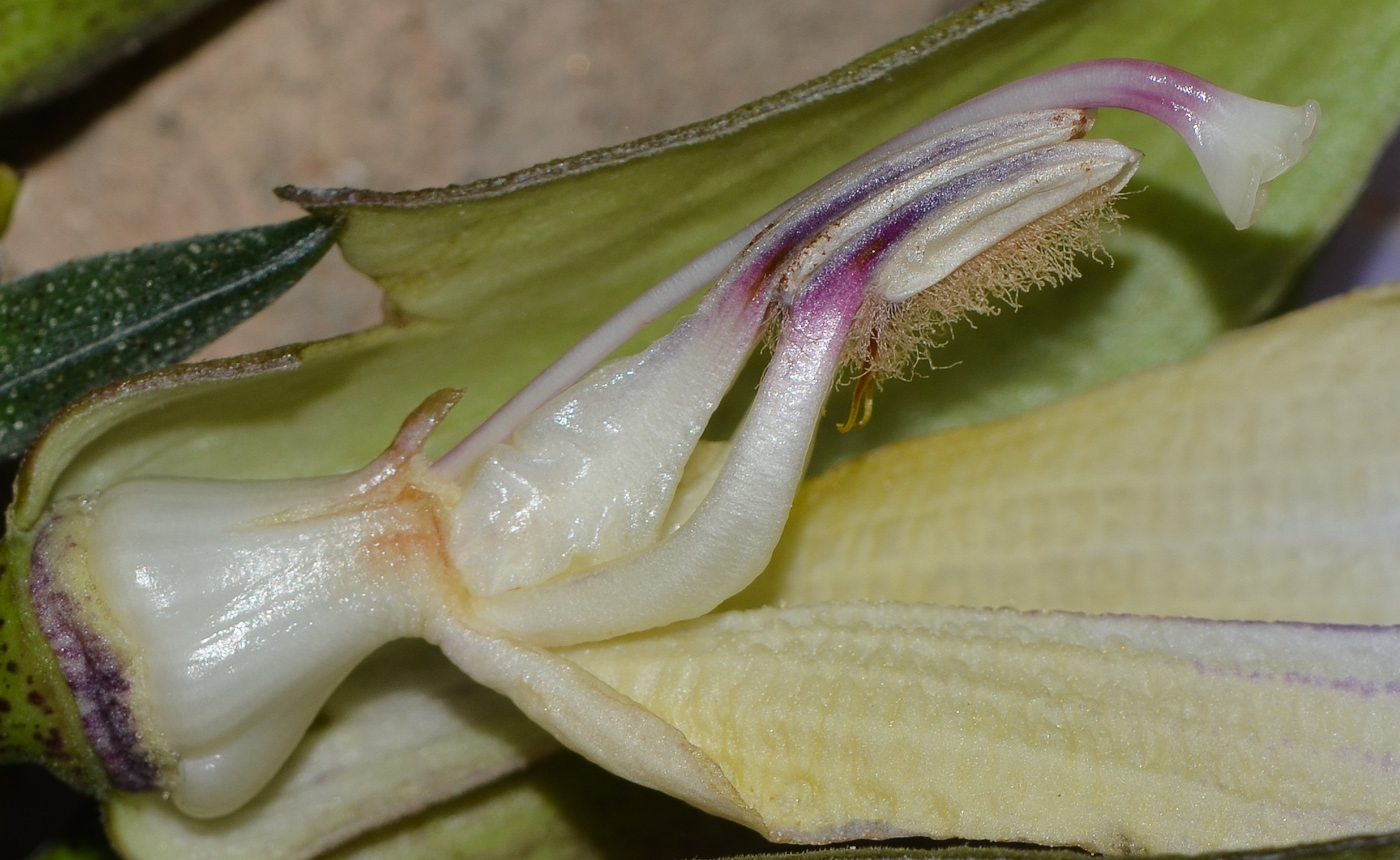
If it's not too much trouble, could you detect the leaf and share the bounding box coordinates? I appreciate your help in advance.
[0,216,338,460]
[0,0,219,115]
[737,285,1400,621]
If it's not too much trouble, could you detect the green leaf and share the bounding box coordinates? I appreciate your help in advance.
[0,0,218,115]
[0,216,338,460]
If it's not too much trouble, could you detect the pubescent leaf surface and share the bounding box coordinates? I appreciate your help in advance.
[0,216,337,459]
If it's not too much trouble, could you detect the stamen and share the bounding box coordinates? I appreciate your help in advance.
[837,365,878,434]
[838,183,1122,389]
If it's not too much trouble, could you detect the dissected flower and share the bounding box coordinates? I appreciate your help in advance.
[7,58,1351,856]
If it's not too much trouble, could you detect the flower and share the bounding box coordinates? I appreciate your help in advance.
[15,58,1373,859]
[9,3,1400,858]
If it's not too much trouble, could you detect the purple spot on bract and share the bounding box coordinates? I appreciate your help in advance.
[40,727,64,753]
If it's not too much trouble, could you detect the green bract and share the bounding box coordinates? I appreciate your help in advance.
[0,217,338,459]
